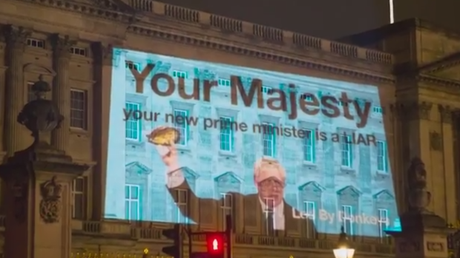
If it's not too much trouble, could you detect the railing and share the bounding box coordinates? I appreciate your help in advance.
[0,216,394,255]
[124,1,393,65]
[74,220,394,254]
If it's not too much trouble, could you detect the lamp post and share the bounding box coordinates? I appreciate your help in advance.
[333,227,355,258]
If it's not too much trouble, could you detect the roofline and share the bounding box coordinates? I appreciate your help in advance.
[339,18,460,46]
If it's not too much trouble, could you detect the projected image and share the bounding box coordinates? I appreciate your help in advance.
[105,47,401,237]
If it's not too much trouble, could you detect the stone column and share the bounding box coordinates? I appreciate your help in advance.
[3,25,31,156]
[50,34,75,152]
[90,42,120,220]
[439,105,456,223]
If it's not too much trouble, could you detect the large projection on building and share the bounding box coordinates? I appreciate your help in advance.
[105,47,401,237]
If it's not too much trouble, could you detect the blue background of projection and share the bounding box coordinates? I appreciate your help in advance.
[105,47,401,237]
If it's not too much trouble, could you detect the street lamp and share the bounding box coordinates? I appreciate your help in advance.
[333,226,355,258]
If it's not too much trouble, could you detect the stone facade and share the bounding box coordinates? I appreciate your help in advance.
[0,0,458,258]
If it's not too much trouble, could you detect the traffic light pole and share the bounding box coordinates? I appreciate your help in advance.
[225,215,232,258]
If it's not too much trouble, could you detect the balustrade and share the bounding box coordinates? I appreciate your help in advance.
[124,1,392,65]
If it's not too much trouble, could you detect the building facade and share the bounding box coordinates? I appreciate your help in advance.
[0,0,458,257]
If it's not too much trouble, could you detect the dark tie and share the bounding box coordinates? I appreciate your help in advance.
[266,209,274,232]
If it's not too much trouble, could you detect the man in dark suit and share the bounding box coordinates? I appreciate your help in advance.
[156,139,316,235]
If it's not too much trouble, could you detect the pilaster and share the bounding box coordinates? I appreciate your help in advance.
[90,42,114,220]
[438,105,456,223]
[2,25,31,156]
[50,34,76,153]
[397,101,433,193]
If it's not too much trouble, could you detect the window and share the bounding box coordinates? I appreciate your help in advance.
[125,102,141,141]
[173,189,188,223]
[378,209,389,238]
[263,198,275,235]
[26,38,45,48]
[303,130,315,163]
[261,86,273,94]
[218,78,231,87]
[377,141,389,172]
[172,70,188,79]
[71,177,86,219]
[341,205,354,235]
[262,123,276,157]
[300,93,313,101]
[341,135,353,167]
[27,82,35,102]
[373,106,383,113]
[220,193,234,231]
[303,201,316,238]
[70,89,88,130]
[125,61,140,71]
[173,109,189,146]
[70,47,87,56]
[220,117,234,152]
[125,184,140,220]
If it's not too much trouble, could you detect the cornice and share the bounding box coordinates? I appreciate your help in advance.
[418,52,460,74]
[127,25,396,84]
[417,74,460,88]
[4,0,397,85]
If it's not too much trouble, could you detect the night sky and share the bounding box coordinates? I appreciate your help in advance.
[157,0,460,40]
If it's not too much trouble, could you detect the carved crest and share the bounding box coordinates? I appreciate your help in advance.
[430,131,442,151]
[39,176,62,223]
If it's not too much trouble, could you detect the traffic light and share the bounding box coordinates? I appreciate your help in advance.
[162,224,183,258]
[206,233,224,256]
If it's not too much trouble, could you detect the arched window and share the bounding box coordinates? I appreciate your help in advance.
[215,172,241,231]
[337,185,361,237]
[298,181,324,238]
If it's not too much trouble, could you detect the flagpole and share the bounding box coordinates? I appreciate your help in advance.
[389,0,394,23]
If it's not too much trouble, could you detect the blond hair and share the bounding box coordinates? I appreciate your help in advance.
[253,157,286,185]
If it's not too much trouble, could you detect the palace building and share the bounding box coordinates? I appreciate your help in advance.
[0,0,459,258]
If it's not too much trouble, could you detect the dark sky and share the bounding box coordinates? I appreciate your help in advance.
[157,0,460,39]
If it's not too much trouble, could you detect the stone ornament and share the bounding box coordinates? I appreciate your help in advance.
[427,242,444,252]
[39,176,62,223]
[398,241,421,252]
[389,101,433,121]
[17,75,64,147]
[406,157,432,213]
[430,131,442,151]
[2,25,31,50]
[50,34,76,58]
[439,105,453,124]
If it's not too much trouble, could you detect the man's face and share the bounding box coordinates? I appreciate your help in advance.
[257,176,284,208]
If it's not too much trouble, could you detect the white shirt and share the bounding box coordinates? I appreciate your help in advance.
[259,198,285,230]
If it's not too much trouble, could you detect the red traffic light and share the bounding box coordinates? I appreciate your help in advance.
[206,233,224,254]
